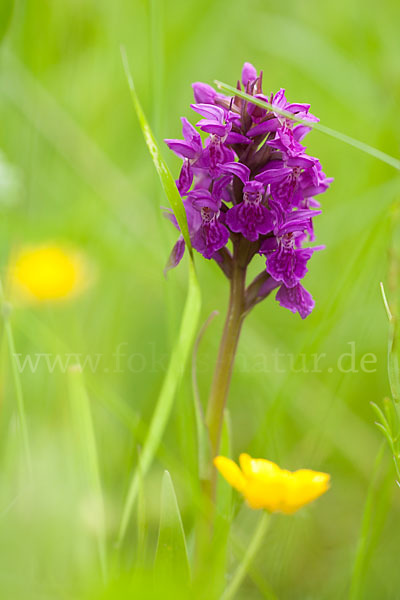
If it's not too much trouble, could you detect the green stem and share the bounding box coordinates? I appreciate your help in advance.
[221,512,271,600]
[69,366,108,582]
[0,279,32,477]
[205,250,246,458]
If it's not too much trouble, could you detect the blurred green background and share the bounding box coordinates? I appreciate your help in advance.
[1,0,400,598]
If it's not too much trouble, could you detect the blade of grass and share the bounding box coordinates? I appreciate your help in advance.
[147,0,181,351]
[380,282,400,402]
[121,46,193,251]
[0,278,32,477]
[230,534,278,600]
[221,511,271,600]
[349,443,390,600]
[136,445,147,567]
[117,259,200,546]
[373,225,400,483]
[214,81,400,171]
[371,402,392,440]
[116,49,201,547]
[155,470,190,583]
[68,365,108,582]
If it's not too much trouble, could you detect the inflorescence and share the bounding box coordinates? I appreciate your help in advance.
[164,62,332,318]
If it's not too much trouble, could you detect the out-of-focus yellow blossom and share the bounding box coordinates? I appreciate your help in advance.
[11,244,88,302]
[214,453,330,514]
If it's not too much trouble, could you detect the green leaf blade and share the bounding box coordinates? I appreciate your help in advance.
[116,51,202,547]
[121,46,192,253]
[214,80,400,171]
[155,470,190,583]
[68,366,108,582]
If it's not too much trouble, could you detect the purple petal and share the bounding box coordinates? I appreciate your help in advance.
[177,160,193,195]
[276,283,315,319]
[242,62,258,86]
[266,247,315,288]
[256,165,292,184]
[213,175,232,200]
[303,197,322,209]
[286,102,311,114]
[287,155,317,169]
[181,117,202,148]
[302,113,319,123]
[293,125,312,141]
[191,103,225,122]
[225,132,252,144]
[272,88,287,108]
[275,209,321,236]
[225,203,273,241]
[266,128,305,156]
[164,236,185,276]
[183,198,203,233]
[163,208,178,229]
[192,82,217,104]
[220,162,250,183]
[276,216,319,237]
[259,237,278,254]
[244,180,264,196]
[193,220,230,259]
[188,189,219,211]
[196,119,229,136]
[164,139,198,160]
[247,118,279,138]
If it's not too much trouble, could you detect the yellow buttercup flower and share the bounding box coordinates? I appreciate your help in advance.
[11,244,88,303]
[214,453,330,514]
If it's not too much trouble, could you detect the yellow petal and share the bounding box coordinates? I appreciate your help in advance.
[244,475,287,511]
[240,453,280,480]
[239,453,253,478]
[214,456,246,492]
[282,469,330,514]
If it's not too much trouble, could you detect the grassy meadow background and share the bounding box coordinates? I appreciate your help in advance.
[1,0,400,598]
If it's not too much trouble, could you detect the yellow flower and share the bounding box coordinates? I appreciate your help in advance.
[10,244,88,303]
[214,453,330,514]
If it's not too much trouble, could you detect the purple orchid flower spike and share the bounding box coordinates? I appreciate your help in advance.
[164,61,332,319]
[158,62,334,478]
